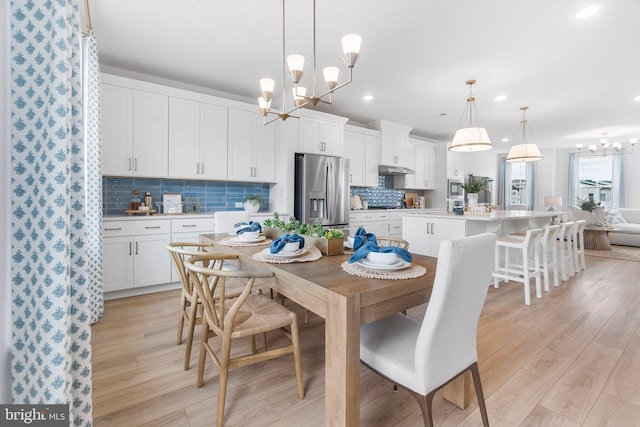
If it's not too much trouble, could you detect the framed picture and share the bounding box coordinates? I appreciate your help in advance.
[162,193,183,214]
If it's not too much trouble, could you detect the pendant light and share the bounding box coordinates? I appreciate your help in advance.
[449,80,493,152]
[506,107,543,162]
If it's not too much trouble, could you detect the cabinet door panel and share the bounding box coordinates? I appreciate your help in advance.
[299,119,322,153]
[134,234,172,288]
[345,131,366,186]
[320,121,343,156]
[253,113,276,182]
[169,97,200,178]
[227,109,254,181]
[200,103,228,180]
[101,84,133,176]
[364,134,380,187]
[402,217,432,256]
[133,91,169,177]
[103,236,134,292]
[423,144,436,189]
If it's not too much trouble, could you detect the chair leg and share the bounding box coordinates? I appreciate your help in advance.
[216,337,233,427]
[493,246,500,289]
[469,362,490,427]
[522,247,531,306]
[184,299,199,370]
[408,388,434,427]
[177,294,187,345]
[197,322,209,388]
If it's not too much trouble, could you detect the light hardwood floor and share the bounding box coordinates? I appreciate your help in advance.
[92,254,640,426]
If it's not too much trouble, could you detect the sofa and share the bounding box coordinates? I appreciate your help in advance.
[603,208,640,247]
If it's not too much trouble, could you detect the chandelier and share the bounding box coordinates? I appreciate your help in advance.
[449,80,493,152]
[258,0,362,124]
[506,107,543,162]
[575,132,637,157]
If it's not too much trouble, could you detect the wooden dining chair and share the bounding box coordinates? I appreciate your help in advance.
[360,233,496,427]
[184,253,305,427]
[376,236,410,249]
[167,242,244,370]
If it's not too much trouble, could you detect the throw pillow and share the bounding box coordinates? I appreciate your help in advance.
[603,209,627,225]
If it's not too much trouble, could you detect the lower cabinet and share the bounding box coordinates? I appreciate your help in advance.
[170,217,215,282]
[402,216,466,257]
[348,211,403,238]
[103,219,172,292]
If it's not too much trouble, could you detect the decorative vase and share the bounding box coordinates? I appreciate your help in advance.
[243,201,260,213]
[467,193,478,208]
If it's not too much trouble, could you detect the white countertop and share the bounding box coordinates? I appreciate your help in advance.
[401,210,564,221]
[103,211,287,221]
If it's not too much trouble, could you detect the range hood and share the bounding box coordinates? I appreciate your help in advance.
[378,165,415,175]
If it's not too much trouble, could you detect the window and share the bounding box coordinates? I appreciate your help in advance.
[577,156,613,208]
[509,162,527,205]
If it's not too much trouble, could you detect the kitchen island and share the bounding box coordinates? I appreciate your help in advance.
[401,210,563,257]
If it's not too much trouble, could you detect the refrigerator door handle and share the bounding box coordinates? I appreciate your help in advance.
[325,163,330,220]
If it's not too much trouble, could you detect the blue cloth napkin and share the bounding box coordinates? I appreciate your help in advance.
[349,241,413,263]
[235,221,262,234]
[270,233,305,254]
[352,227,377,250]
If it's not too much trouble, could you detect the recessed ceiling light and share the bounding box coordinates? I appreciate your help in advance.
[494,95,507,102]
[576,5,600,19]
[634,95,640,102]
[362,95,374,101]
[501,138,510,143]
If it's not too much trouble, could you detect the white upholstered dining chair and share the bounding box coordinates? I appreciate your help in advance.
[215,210,250,234]
[360,233,496,427]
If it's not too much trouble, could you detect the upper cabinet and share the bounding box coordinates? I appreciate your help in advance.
[367,120,413,168]
[227,109,276,183]
[299,116,345,156]
[168,97,227,180]
[102,83,169,177]
[344,125,380,187]
[396,139,437,190]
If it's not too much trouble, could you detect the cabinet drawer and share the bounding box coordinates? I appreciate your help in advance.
[171,217,215,233]
[103,221,135,237]
[130,219,171,235]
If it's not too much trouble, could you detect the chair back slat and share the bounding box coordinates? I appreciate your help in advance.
[376,236,410,249]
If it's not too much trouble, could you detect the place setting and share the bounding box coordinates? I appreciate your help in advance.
[217,221,272,247]
[253,233,322,264]
[341,228,426,280]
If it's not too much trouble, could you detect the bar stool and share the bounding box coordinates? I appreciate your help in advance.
[492,228,544,305]
[540,224,561,291]
[573,220,587,272]
[557,221,576,281]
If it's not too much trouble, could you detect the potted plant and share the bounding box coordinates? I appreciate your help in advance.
[460,177,492,207]
[262,213,345,255]
[243,194,264,213]
[575,195,603,225]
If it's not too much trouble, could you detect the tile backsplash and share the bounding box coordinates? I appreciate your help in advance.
[103,177,270,215]
[350,176,406,207]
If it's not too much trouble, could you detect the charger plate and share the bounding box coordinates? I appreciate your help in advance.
[217,237,271,247]
[253,246,322,264]
[341,261,426,280]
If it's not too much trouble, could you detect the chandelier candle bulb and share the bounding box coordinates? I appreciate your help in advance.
[287,54,305,83]
[341,34,362,67]
[323,66,339,90]
[260,78,275,102]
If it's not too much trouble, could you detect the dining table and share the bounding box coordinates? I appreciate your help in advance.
[200,233,468,426]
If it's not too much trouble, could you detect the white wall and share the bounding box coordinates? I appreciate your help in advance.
[1,0,12,403]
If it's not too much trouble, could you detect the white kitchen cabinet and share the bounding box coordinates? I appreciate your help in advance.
[402,216,466,257]
[169,217,216,282]
[102,219,172,292]
[228,109,276,182]
[102,84,169,177]
[348,211,402,237]
[368,120,412,168]
[299,117,344,156]
[169,97,227,180]
[345,126,380,187]
[396,140,437,190]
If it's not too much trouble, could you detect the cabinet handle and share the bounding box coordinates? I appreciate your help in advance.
[200,163,204,175]
[145,226,161,229]
[431,223,435,234]
[349,174,352,183]
[134,158,138,171]
[196,163,200,174]
[387,224,390,232]
[129,242,132,256]
[182,224,197,228]
[135,241,138,255]
[128,158,132,171]
[104,227,122,231]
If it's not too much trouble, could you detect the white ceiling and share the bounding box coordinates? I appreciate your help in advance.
[83,0,640,151]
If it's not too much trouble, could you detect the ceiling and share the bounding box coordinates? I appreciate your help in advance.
[83,0,640,151]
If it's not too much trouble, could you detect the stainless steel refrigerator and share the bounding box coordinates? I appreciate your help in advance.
[294,153,350,231]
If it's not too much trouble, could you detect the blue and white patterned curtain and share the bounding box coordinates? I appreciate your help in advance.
[82,33,103,323]
[11,1,93,425]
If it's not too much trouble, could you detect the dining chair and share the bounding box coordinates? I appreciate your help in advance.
[215,211,250,234]
[360,233,496,427]
[184,253,305,427]
[167,242,245,370]
[376,236,410,249]
[492,228,544,305]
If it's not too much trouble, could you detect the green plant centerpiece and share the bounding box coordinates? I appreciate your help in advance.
[243,194,263,213]
[460,177,493,194]
[575,196,601,212]
[262,213,345,255]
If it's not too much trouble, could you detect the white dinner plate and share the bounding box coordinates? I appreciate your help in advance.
[357,258,410,271]
[231,235,266,243]
[261,247,308,259]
